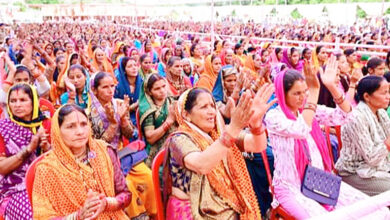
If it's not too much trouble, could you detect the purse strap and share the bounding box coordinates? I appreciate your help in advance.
[301,140,312,165]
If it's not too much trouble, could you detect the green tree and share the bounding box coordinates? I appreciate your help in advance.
[291,8,303,19]
[356,5,367,19]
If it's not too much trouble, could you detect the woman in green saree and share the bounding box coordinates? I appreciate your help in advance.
[139,73,177,167]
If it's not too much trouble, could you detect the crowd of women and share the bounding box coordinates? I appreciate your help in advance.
[1,18,390,220]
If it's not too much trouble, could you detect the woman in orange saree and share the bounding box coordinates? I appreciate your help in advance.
[196,54,222,92]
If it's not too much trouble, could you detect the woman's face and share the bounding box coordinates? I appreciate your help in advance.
[286,79,308,113]
[145,42,152,51]
[253,54,262,69]
[65,43,74,54]
[45,45,53,55]
[346,52,357,64]
[169,60,183,77]
[125,59,138,77]
[8,90,33,121]
[371,63,386,77]
[194,45,202,57]
[95,76,115,104]
[224,74,237,95]
[261,51,270,63]
[95,49,105,63]
[185,92,216,134]
[54,41,61,48]
[175,47,182,56]
[68,68,86,90]
[14,71,31,84]
[149,79,168,102]
[337,55,350,74]
[212,57,222,74]
[100,40,107,48]
[304,50,312,60]
[57,58,66,72]
[165,51,172,63]
[141,56,152,72]
[131,50,139,61]
[317,47,328,63]
[60,111,90,153]
[289,51,300,66]
[56,50,65,58]
[277,50,283,61]
[237,46,244,55]
[182,60,191,74]
[365,80,390,110]
[225,50,234,65]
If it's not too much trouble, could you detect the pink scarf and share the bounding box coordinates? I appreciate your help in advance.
[274,71,333,180]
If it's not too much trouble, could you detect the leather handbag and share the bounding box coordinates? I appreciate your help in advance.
[300,143,341,206]
[118,140,148,175]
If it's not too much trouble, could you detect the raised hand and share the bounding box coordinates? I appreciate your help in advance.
[117,96,130,120]
[166,102,177,124]
[37,127,50,152]
[229,90,254,132]
[303,58,320,90]
[350,68,363,85]
[249,83,277,128]
[104,103,117,124]
[320,55,339,89]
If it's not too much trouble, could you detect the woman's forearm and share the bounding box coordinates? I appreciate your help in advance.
[328,86,352,113]
[144,121,172,145]
[0,148,31,176]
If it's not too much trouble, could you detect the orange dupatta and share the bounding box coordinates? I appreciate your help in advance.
[32,107,128,219]
[168,89,261,219]
[91,49,114,77]
[195,55,218,92]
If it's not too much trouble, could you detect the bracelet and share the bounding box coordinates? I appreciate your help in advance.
[105,197,119,211]
[333,93,345,105]
[3,80,13,86]
[250,126,265,136]
[349,85,356,89]
[304,102,317,112]
[219,131,236,148]
[17,147,31,161]
[162,121,171,132]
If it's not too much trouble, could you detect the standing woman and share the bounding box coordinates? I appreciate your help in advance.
[139,73,177,167]
[32,104,131,219]
[0,84,50,220]
[115,57,143,126]
[196,54,222,92]
[165,56,192,97]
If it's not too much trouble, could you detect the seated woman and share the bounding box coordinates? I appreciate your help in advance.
[138,54,154,79]
[362,57,386,77]
[265,56,389,219]
[91,47,114,77]
[164,85,274,219]
[139,73,177,167]
[114,57,143,127]
[157,48,172,77]
[89,72,157,219]
[165,56,192,97]
[32,104,131,219]
[196,54,222,92]
[280,47,304,72]
[182,58,198,86]
[0,84,50,219]
[336,75,390,196]
[61,64,91,110]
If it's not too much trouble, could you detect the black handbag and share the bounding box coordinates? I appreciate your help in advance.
[300,143,341,206]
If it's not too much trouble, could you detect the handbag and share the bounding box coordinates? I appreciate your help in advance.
[300,142,341,206]
[118,140,148,175]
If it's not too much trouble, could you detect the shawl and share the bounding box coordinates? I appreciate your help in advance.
[196,55,218,92]
[49,52,73,106]
[280,48,304,72]
[274,71,333,180]
[212,65,237,104]
[165,89,261,219]
[60,69,91,110]
[32,106,128,219]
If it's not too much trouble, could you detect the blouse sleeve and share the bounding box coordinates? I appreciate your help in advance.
[142,113,155,131]
[314,105,350,127]
[107,147,131,209]
[169,134,201,169]
[264,108,312,139]
[342,113,388,167]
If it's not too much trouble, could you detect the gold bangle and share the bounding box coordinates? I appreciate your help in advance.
[105,197,119,211]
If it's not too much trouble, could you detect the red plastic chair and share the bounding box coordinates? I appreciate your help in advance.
[25,152,49,212]
[39,98,55,118]
[151,148,166,220]
[324,125,343,168]
[136,109,143,140]
[261,150,295,220]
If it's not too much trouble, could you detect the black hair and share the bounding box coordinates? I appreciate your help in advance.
[53,47,65,57]
[283,69,305,94]
[139,53,150,64]
[167,56,181,68]
[234,43,242,54]
[190,43,198,57]
[8,83,33,105]
[344,49,355,57]
[384,71,390,82]
[58,104,87,126]
[301,48,310,59]
[93,72,112,90]
[68,64,86,76]
[184,88,211,113]
[355,75,385,103]
[55,55,66,64]
[69,53,79,64]
[15,65,32,78]
[362,57,384,76]
[275,47,282,56]
[211,54,219,63]
[121,56,130,70]
[146,73,165,92]
[386,51,390,68]
[315,45,324,55]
